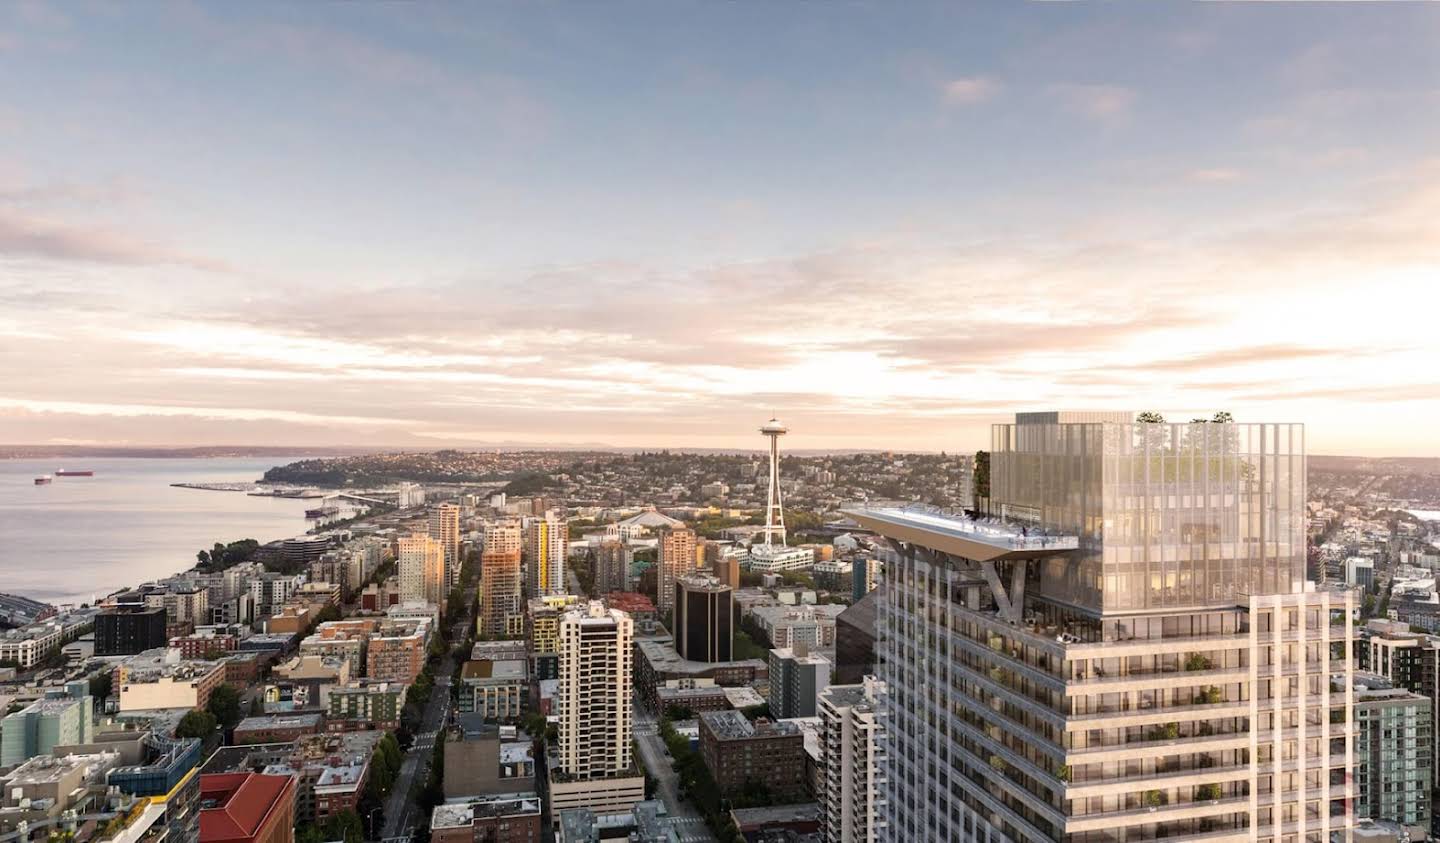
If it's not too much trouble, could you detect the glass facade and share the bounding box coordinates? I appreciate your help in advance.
[991,420,1305,614]
[865,412,1354,843]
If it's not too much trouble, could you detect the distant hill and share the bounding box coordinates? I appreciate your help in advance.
[1310,455,1440,474]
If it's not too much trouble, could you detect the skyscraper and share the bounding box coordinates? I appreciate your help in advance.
[429,502,461,589]
[846,411,1356,842]
[819,676,886,843]
[526,510,567,597]
[550,601,644,821]
[673,574,732,663]
[479,549,522,638]
[480,520,524,637]
[398,532,445,608]
[556,601,634,778]
[656,527,697,616]
[595,540,628,595]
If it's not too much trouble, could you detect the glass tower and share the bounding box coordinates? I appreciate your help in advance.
[849,411,1356,843]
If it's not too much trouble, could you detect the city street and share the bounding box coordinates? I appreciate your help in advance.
[632,693,715,842]
[377,610,468,840]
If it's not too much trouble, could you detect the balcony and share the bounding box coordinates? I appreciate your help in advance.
[842,505,1080,562]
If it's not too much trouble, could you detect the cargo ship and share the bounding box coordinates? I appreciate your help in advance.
[34,475,52,485]
[55,469,94,477]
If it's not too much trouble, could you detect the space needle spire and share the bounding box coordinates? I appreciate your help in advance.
[760,417,788,547]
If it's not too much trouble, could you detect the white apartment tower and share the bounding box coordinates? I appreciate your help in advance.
[526,510,568,597]
[556,601,634,779]
[847,412,1356,843]
[397,532,445,609]
[819,676,887,843]
[429,502,461,589]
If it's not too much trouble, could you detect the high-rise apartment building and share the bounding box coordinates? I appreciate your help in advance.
[1355,619,1440,786]
[846,412,1356,843]
[595,540,628,595]
[673,575,733,663]
[768,645,831,719]
[480,548,523,638]
[1354,680,1431,832]
[819,676,886,843]
[556,602,634,779]
[0,685,93,767]
[429,502,462,588]
[656,528,697,616]
[398,533,445,609]
[526,511,567,597]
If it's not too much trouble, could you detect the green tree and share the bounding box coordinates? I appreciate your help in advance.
[88,671,113,701]
[973,450,990,502]
[175,709,218,740]
[1136,411,1166,424]
[207,684,244,731]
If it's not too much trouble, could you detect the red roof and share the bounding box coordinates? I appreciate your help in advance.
[199,772,294,842]
[606,591,656,613]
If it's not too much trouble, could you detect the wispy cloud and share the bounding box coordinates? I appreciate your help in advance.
[0,207,228,270]
[941,76,1000,106]
[1050,83,1136,122]
[1188,168,1242,183]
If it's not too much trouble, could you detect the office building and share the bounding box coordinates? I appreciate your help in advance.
[768,646,831,719]
[819,677,886,843]
[657,528,698,615]
[198,772,297,843]
[430,502,462,589]
[95,605,168,656]
[556,601,634,780]
[1345,556,1375,592]
[398,532,445,608]
[1354,680,1431,832]
[698,710,807,802]
[851,557,881,604]
[846,412,1356,842]
[674,575,733,663]
[117,655,227,712]
[595,540,628,595]
[834,589,880,685]
[480,549,524,638]
[527,511,568,597]
[0,687,93,768]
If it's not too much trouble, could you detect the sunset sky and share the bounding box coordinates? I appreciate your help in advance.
[2,3,1439,455]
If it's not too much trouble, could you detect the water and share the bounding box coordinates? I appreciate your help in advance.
[0,458,317,606]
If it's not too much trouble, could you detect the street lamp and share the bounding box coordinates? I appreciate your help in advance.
[367,806,383,840]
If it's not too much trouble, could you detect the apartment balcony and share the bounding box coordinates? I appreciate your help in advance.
[1064,763,1250,799]
[1067,701,1251,731]
[1064,795,1251,834]
[842,505,1080,562]
[1066,732,1250,765]
[1065,666,1249,696]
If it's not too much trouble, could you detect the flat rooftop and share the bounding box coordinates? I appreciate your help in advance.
[431,793,542,829]
[841,505,1079,562]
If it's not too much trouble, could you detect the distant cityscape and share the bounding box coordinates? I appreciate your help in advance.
[3,412,1440,843]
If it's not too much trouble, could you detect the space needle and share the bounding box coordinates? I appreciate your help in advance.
[759,417,788,548]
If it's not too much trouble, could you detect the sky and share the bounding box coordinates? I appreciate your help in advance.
[2,2,1439,456]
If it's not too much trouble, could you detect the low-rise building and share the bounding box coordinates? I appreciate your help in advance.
[233,713,326,745]
[459,657,529,720]
[116,651,227,713]
[198,771,297,843]
[635,637,767,712]
[327,681,406,732]
[430,792,543,843]
[698,710,807,802]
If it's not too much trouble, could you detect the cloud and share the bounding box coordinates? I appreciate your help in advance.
[0,397,417,428]
[1111,345,1353,374]
[1050,83,1135,122]
[941,76,999,106]
[1188,168,1242,183]
[0,207,228,270]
